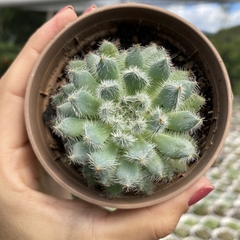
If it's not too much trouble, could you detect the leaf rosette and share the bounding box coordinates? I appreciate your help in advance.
[51,40,205,197]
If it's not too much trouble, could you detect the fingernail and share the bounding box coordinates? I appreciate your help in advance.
[83,5,97,14]
[188,185,214,206]
[56,5,74,15]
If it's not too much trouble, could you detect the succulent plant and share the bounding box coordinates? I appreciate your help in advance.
[190,225,211,239]
[200,215,220,230]
[211,227,237,240]
[50,40,205,197]
[174,222,190,237]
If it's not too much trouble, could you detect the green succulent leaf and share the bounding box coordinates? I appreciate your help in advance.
[167,111,201,132]
[97,56,120,80]
[180,93,205,112]
[137,173,154,195]
[116,51,127,71]
[152,133,196,159]
[141,43,159,62]
[147,107,169,135]
[88,142,118,173]
[152,81,183,111]
[169,159,188,173]
[98,101,115,123]
[69,141,91,164]
[99,40,119,57]
[85,53,100,77]
[168,69,190,81]
[144,47,166,68]
[62,83,75,96]
[70,70,98,92]
[68,59,86,71]
[69,89,100,117]
[116,159,140,190]
[145,150,165,179]
[57,102,77,117]
[82,122,112,149]
[123,67,149,95]
[82,165,98,188]
[111,130,137,149]
[97,80,120,101]
[105,184,123,197]
[125,137,154,165]
[130,117,147,134]
[132,93,151,111]
[53,117,86,138]
[125,45,143,68]
[51,92,65,105]
[148,58,171,81]
[179,80,197,100]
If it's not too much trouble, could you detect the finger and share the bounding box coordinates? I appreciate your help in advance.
[83,4,97,13]
[102,176,213,240]
[0,6,77,150]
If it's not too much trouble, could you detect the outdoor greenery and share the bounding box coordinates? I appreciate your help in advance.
[0,8,45,75]
[206,25,240,95]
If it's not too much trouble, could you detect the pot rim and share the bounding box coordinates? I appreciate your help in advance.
[25,3,233,209]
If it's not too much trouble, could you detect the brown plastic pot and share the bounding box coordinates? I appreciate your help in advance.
[25,3,233,209]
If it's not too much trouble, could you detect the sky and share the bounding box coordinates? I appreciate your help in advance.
[164,2,240,33]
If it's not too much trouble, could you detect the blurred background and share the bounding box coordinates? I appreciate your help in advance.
[1,0,240,95]
[0,1,240,239]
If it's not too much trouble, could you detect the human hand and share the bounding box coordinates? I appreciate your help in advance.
[0,5,214,240]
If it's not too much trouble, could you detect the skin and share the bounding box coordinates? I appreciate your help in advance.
[0,6,212,240]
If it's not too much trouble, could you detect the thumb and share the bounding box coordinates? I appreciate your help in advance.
[102,176,213,240]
